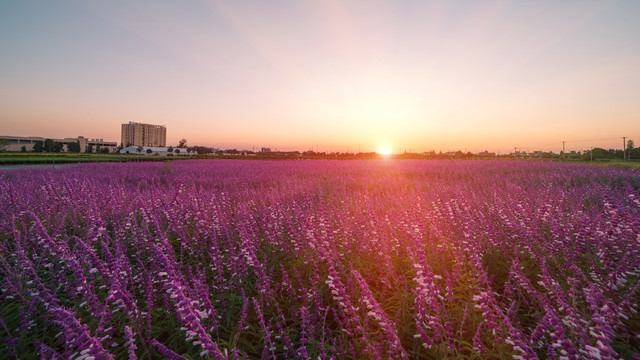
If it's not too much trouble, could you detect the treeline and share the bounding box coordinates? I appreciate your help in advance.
[580,147,640,161]
[185,148,640,161]
[28,140,110,154]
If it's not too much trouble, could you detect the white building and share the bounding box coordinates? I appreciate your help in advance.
[0,135,117,153]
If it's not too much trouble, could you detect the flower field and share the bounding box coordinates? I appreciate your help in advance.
[1,160,639,359]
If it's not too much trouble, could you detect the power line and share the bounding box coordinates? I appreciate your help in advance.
[529,141,563,148]
[563,137,620,143]
[515,136,633,156]
[523,137,626,149]
[515,141,562,151]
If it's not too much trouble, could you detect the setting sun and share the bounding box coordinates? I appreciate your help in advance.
[379,147,393,156]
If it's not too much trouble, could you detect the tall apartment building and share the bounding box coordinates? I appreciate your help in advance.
[121,122,166,147]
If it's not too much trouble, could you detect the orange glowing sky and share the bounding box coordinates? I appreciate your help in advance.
[1,0,639,153]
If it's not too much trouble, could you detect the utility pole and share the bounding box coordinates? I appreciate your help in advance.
[623,137,626,161]
[562,141,565,160]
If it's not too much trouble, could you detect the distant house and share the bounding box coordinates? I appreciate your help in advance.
[119,146,190,156]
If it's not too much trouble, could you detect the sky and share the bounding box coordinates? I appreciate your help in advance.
[1,0,639,154]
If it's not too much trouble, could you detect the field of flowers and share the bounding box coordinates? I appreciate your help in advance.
[1,160,639,359]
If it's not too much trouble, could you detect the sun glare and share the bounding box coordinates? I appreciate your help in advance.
[379,147,393,156]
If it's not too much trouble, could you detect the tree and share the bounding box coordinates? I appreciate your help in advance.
[628,139,635,150]
[87,144,94,154]
[0,139,9,152]
[186,147,193,154]
[174,148,180,154]
[590,148,611,160]
[613,149,624,160]
[178,139,187,148]
[42,139,63,153]
[146,148,153,154]
[21,146,27,153]
[68,141,81,153]
[136,146,144,153]
[194,146,212,155]
[44,139,56,152]
[33,141,44,153]
[167,146,174,153]
[101,148,110,154]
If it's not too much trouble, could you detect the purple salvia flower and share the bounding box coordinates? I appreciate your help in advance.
[351,269,408,359]
[150,338,187,360]
[124,325,137,360]
[48,306,114,359]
